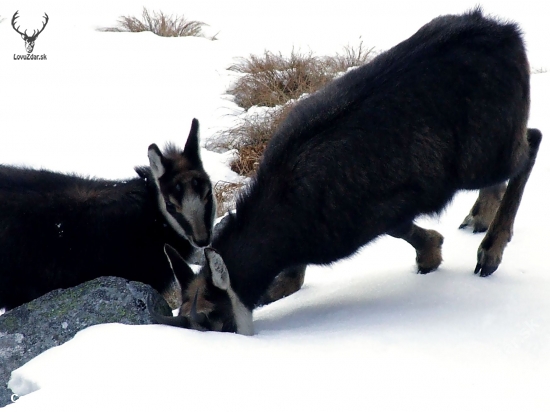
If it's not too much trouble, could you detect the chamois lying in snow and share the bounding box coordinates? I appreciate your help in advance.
[0,119,215,311]
[150,9,542,335]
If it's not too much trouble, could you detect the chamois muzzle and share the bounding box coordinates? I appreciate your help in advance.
[193,236,211,248]
[147,294,192,328]
[190,289,207,324]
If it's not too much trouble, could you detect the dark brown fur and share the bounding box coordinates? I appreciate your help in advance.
[258,266,307,306]
[154,10,543,334]
[0,119,215,310]
[460,184,507,233]
[389,224,444,274]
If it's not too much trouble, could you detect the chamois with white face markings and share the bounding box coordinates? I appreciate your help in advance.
[0,119,215,311]
[149,245,252,334]
[150,9,542,334]
[148,119,216,248]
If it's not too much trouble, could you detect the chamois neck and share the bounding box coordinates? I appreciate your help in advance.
[212,213,287,310]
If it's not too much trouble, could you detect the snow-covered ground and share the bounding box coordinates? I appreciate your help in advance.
[1,0,549,410]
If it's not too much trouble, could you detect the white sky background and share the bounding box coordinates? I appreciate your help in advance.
[0,1,549,410]
[0,0,547,176]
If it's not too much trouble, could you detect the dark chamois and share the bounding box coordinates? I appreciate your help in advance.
[0,119,215,311]
[151,9,542,335]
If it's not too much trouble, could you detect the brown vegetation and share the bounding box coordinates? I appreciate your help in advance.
[214,181,245,216]
[100,7,215,39]
[531,66,548,74]
[209,104,295,177]
[214,41,375,178]
[228,40,374,110]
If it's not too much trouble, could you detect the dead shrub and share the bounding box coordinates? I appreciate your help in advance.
[214,181,245,215]
[327,39,376,74]
[100,7,213,39]
[210,103,296,177]
[531,66,548,74]
[227,50,331,110]
[214,41,374,180]
[227,41,375,110]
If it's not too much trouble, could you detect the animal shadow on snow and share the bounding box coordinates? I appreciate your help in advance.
[253,264,516,334]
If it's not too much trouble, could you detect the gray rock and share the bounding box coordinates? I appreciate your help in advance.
[0,276,171,408]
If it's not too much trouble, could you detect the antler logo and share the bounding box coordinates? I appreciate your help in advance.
[11,11,49,54]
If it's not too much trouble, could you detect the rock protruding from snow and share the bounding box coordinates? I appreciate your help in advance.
[0,277,171,407]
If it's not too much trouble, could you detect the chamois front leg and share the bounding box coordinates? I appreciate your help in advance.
[459,184,507,233]
[389,222,444,274]
[257,265,307,307]
[476,129,542,276]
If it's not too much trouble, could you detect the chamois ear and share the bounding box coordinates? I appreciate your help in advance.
[134,166,148,180]
[205,247,230,291]
[148,144,166,179]
[182,118,202,168]
[164,244,195,290]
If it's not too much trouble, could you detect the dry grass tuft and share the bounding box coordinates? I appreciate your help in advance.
[531,66,548,74]
[209,103,296,177]
[228,49,330,110]
[227,40,374,110]
[327,39,376,74]
[100,7,213,39]
[213,40,375,180]
[214,181,245,216]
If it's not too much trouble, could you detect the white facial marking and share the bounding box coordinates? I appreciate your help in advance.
[163,246,178,274]
[209,193,217,229]
[152,183,193,244]
[148,167,208,247]
[181,193,208,245]
[206,248,254,335]
[227,284,254,336]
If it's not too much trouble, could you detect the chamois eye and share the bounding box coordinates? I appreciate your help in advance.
[175,183,183,196]
[191,178,199,190]
[165,199,176,211]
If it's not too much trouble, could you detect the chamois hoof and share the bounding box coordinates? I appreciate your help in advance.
[460,185,507,234]
[475,248,500,277]
[474,263,498,277]
[415,230,444,274]
[459,214,489,233]
[257,266,306,307]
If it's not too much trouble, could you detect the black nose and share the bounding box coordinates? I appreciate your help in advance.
[194,237,210,248]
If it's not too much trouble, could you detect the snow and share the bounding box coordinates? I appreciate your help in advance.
[1,0,549,410]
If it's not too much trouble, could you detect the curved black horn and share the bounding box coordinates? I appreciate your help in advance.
[147,294,191,328]
[190,289,207,324]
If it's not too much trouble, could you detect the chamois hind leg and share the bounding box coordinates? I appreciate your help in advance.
[476,128,542,276]
[459,184,507,233]
[389,222,444,274]
[257,265,307,307]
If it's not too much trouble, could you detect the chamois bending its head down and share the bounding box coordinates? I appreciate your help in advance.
[150,9,542,335]
[0,119,215,311]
